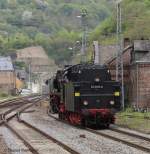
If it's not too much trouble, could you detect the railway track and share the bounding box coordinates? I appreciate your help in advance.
[4,119,79,154]
[86,128,150,153]
[0,95,43,126]
[1,96,149,153]
[48,114,150,153]
[5,122,39,154]
[0,95,41,108]
[109,126,150,142]
[0,95,79,154]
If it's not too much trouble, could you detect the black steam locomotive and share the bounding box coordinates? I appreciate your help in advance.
[48,63,121,127]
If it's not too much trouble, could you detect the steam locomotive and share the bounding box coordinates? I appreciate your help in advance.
[48,63,121,127]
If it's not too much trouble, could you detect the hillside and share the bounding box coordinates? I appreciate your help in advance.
[0,0,149,64]
[90,0,150,44]
[0,0,113,63]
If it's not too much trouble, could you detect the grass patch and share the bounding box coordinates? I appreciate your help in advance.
[0,92,15,102]
[118,107,150,119]
[116,108,150,134]
[0,92,9,98]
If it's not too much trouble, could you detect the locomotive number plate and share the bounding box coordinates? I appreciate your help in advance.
[91,85,103,89]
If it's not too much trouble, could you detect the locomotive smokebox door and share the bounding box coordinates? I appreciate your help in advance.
[65,82,75,111]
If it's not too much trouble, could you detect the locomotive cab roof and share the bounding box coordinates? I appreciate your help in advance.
[61,63,111,82]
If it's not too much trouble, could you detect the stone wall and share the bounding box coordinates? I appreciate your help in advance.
[130,63,150,109]
[0,71,15,94]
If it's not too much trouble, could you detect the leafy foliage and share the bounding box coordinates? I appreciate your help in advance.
[0,0,149,63]
[0,0,112,63]
[90,0,150,44]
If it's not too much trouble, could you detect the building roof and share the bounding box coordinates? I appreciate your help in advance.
[16,46,55,69]
[105,45,133,66]
[0,57,14,71]
[99,45,118,64]
[131,40,150,63]
[134,40,150,52]
[17,46,49,59]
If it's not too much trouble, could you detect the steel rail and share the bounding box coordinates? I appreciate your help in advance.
[0,100,24,108]
[0,94,41,107]
[4,122,40,154]
[0,97,42,126]
[48,113,150,153]
[109,127,150,142]
[86,128,150,153]
[20,119,80,154]
[0,96,44,153]
[0,99,28,108]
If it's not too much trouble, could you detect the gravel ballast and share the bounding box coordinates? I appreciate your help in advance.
[0,134,11,154]
[21,106,149,154]
[0,126,32,154]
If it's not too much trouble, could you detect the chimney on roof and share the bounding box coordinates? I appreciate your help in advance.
[124,38,130,48]
[93,41,100,64]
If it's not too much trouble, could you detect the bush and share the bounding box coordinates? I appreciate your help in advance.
[0,92,9,97]
[124,107,133,113]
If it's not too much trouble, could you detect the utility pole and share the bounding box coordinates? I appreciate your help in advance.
[28,58,32,90]
[116,1,125,110]
[81,9,88,63]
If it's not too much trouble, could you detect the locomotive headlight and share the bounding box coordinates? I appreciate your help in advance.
[110,101,115,105]
[114,92,120,96]
[83,101,88,106]
[75,92,80,97]
[95,78,100,82]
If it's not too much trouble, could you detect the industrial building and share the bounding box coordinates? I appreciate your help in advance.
[104,40,150,109]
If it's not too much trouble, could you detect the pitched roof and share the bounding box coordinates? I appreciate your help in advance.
[99,45,118,64]
[17,46,49,59]
[0,57,14,71]
[105,45,133,66]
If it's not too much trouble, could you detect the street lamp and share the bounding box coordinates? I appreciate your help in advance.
[68,41,81,64]
[68,47,73,50]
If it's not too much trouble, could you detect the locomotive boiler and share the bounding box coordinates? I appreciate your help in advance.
[48,63,121,127]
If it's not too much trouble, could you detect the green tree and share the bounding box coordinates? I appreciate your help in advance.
[0,0,8,9]
[9,33,32,49]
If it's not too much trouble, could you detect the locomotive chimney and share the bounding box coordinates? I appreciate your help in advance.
[93,41,100,64]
